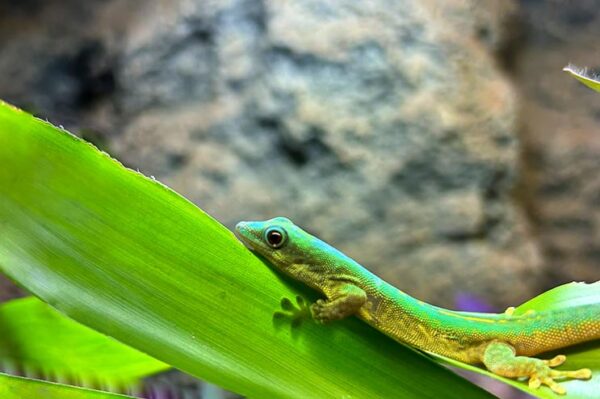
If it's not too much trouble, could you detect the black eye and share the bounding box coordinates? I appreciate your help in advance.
[264,227,287,248]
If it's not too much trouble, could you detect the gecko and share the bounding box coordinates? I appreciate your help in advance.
[235,217,599,395]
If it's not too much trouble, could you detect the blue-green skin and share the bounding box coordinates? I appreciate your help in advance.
[235,217,599,395]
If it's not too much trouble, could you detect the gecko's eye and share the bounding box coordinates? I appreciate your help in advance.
[264,226,287,249]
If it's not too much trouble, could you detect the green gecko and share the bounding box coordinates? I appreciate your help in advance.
[235,217,599,395]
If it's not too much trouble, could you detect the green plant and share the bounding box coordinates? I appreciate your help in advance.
[0,297,168,391]
[563,64,600,92]
[0,101,598,398]
[0,372,133,399]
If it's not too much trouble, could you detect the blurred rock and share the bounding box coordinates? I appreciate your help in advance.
[110,0,541,308]
[516,0,600,286]
[0,0,549,310]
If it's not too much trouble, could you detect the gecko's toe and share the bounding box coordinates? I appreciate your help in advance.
[528,376,541,389]
[548,366,593,380]
[528,372,567,395]
[273,311,286,320]
[551,367,592,380]
[274,296,311,327]
[280,297,295,311]
[577,369,592,380]
[543,354,566,367]
[528,372,566,395]
[532,357,591,395]
[545,378,566,395]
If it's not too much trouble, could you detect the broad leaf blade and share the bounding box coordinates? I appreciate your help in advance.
[563,64,600,92]
[514,282,600,314]
[0,102,492,398]
[0,297,168,387]
[0,372,134,399]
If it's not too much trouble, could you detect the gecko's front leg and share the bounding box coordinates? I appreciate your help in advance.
[311,283,367,323]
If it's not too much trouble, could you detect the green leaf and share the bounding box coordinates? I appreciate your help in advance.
[514,282,600,313]
[0,372,135,399]
[0,101,492,398]
[563,64,600,92]
[0,297,168,388]
[434,282,600,399]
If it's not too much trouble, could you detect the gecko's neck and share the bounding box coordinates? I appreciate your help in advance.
[305,237,482,330]
[328,252,467,333]
[319,247,448,315]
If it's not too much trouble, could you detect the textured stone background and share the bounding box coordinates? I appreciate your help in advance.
[0,1,598,398]
[110,0,540,310]
[0,0,598,310]
[516,0,600,286]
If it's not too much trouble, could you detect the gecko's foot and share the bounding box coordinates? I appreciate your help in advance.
[311,299,347,323]
[311,286,367,323]
[483,342,592,396]
[273,296,311,327]
[527,359,591,395]
[311,299,331,323]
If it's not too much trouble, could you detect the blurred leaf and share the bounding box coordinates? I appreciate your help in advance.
[0,372,134,399]
[563,64,600,92]
[433,282,600,399]
[0,101,493,398]
[514,282,600,313]
[0,297,168,389]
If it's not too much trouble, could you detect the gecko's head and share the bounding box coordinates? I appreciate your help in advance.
[235,217,320,269]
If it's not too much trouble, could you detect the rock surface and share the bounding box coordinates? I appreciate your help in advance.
[0,0,548,309]
[111,0,542,308]
[516,0,600,286]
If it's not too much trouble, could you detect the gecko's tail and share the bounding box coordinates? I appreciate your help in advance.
[525,303,600,355]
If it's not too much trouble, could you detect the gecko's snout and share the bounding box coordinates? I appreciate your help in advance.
[234,221,247,234]
[234,221,250,240]
[234,221,257,248]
